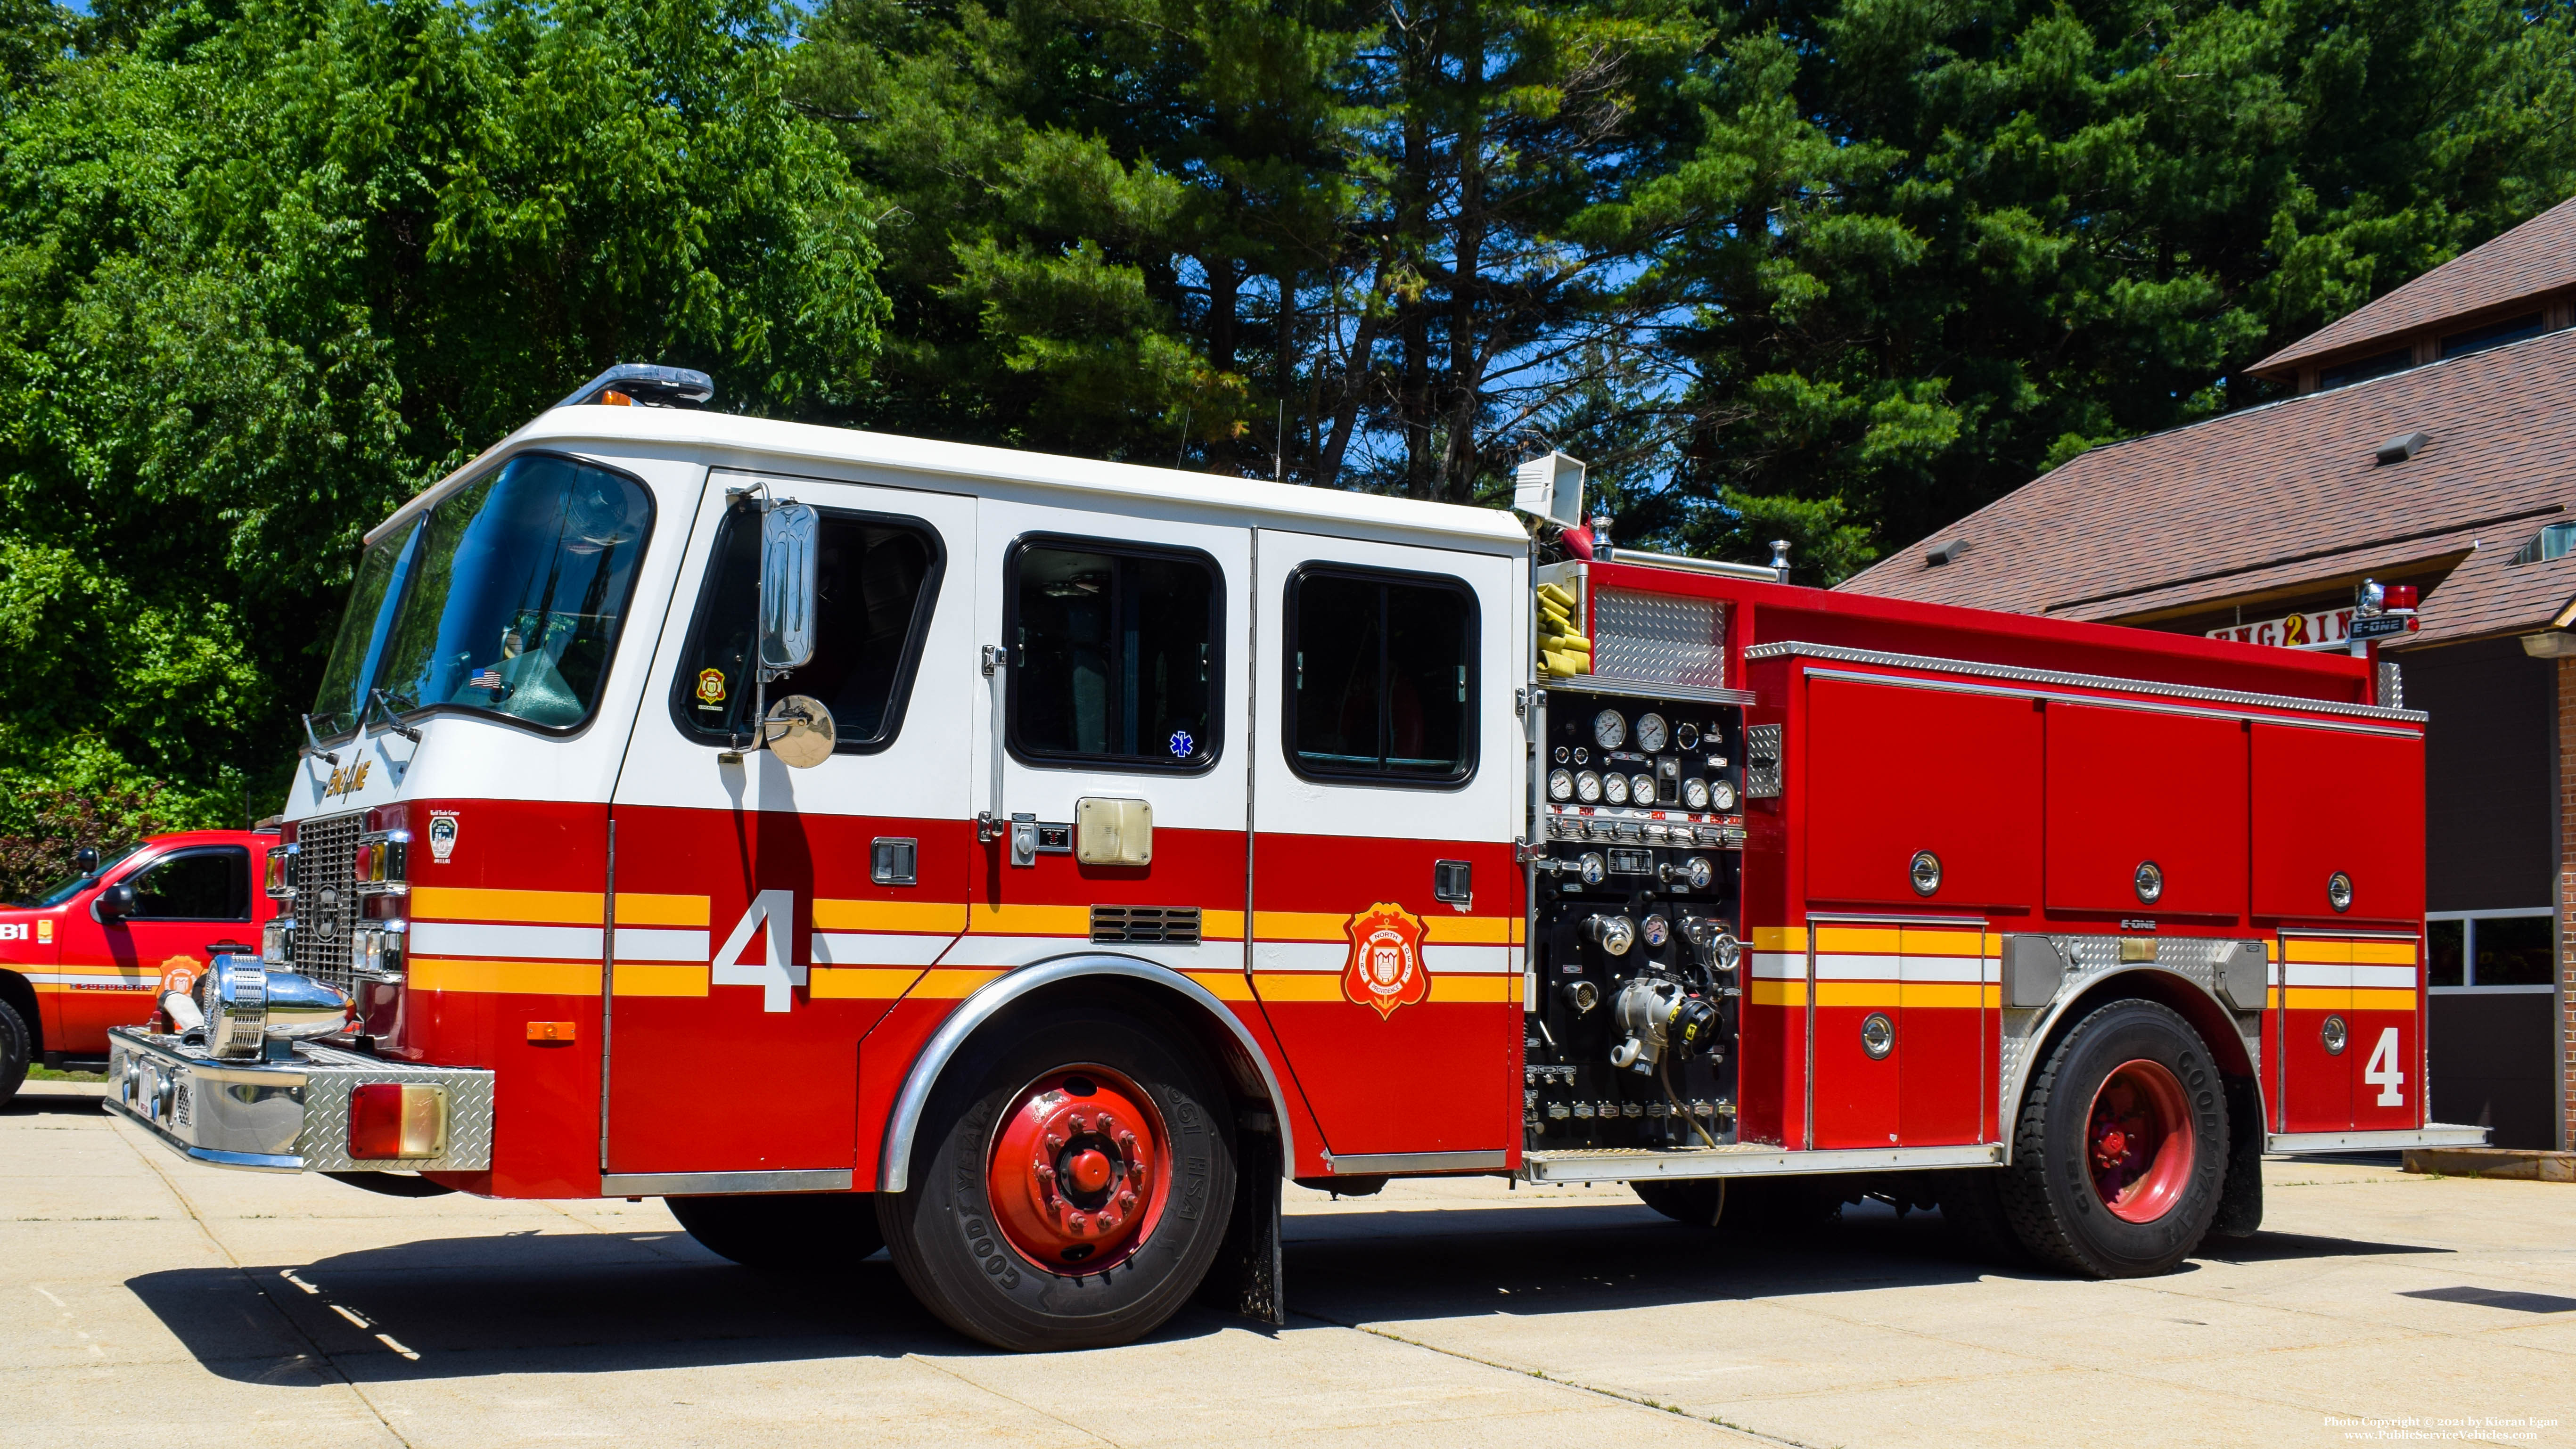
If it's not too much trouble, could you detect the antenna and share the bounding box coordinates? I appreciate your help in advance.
[1274,400,1286,482]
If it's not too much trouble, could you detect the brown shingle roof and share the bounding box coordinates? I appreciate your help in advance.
[2253,196,2576,375]
[1838,327,2576,647]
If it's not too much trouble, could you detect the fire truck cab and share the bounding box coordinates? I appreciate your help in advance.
[105,365,2482,1351]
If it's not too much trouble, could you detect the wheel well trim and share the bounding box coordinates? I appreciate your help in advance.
[2001,963,2266,1166]
[877,953,1296,1193]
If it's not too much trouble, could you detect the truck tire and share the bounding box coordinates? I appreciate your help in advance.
[0,996,29,1110]
[1999,998,2226,1277]
[667,1192,882,1269]
[878,1003,1236,1351]
[1932,1169,2026,1266]
[1633,1178,1726,1227]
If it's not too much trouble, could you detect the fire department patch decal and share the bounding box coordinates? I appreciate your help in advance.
[1342,902,1429,1019]
[696,667,728,706]
[428,811,459,864]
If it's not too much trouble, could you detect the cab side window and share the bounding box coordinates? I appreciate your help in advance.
[126,849,250,921]
[1007,540,1220,771]
[672,501,944,751]
[1285,566,1477,785]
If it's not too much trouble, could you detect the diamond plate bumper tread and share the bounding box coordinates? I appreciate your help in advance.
[104,1027,494,1174]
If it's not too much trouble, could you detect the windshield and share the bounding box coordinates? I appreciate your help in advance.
[313,453,654,735]
[16,842,147,908]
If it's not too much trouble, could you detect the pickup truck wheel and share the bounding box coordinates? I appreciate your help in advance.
[0,996,29,1109]
[878,1004,1235,1351]
[2000,998,2226,1277]
[666,1192,882,1269]
[1633,1178,1725,1227]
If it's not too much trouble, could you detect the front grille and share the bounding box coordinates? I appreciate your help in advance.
[1091,906,1201,945]
[292,810,363,993]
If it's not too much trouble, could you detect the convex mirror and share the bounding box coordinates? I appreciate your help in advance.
[764,694,836,768]
[759,501,818,674]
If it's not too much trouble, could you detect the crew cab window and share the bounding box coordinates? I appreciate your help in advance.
[124,849,250,921]
[1285,567,1477,785]
[672,500,944,752]
[1007,540,1220,770]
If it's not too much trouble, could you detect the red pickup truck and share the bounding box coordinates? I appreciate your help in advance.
[0,828,282,1105]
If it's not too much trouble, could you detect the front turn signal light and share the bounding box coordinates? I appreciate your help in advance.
[348,1082,447,1159]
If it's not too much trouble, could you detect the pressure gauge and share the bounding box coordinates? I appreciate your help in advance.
[1641,914,1671,948]
[1680,777,1710,810]
[1575,770,1603,803]
[1592,709,1627,751]
[1674,721,1700,751]
[1682,856,1714,890]
[1710,779,1738,811]
[1548,768,1575,802]
[1631,773,1658,806]
[1634,713,1669,753]
[1553,745,1570,764]
[1577,851,1607,885]
[1602,773,1630,805]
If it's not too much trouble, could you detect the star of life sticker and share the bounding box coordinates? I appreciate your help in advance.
[1167,728,1195,759]
[1342,902,1429,1019]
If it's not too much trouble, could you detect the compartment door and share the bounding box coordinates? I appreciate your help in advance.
[2276,935,2354,1131]
[2249,722,2422,924]
[2044,704,2247,920]
[1805,677,2040,911]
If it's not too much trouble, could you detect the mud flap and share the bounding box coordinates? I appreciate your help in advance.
[1198,1121,1284,1325]
[2210,1074,2265,1240]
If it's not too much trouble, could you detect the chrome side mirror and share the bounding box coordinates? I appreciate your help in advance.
[759,502,819,673]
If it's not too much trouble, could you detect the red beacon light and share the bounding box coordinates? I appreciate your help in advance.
[2381,583,2419,613]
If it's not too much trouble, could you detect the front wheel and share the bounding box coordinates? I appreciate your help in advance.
[878,1003,1236,1351]
[2000,998,2226,1277]
[0,995,29,1109]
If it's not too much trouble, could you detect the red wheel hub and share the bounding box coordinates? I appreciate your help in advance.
[986,1066,1172,1275]
[2085,1058,2195,1224]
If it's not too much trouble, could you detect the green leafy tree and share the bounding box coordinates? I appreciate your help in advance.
[0,0,885,822]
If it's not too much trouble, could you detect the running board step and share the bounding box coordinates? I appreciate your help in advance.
[1520,1143,2004,1184]
[2265,1124,2487,1155]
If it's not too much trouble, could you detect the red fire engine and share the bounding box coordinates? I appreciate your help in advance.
[106,365,2480,1351]
[0,828,280,1104]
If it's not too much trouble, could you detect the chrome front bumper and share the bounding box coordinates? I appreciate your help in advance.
[103,1026,495,1173]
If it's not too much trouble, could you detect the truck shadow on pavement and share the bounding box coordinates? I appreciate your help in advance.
[126,1197,2450,1382]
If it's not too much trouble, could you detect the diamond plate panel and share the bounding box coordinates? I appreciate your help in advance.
[1997,935,2265,1131]
[1591,588,1729,690]
[294,1042,495,1172]
[107,1029,493,1173]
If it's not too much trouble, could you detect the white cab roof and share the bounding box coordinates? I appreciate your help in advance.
[369,404,1531,551]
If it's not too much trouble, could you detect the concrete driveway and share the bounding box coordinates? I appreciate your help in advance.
[6,1079,2571,1449]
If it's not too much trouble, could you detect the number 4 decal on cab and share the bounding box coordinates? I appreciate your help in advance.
[2364,1026,2405,1107]
[711,890,805,1012]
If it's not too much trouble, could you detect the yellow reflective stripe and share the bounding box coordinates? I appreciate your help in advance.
[412,887,600,924]
[1899,929,1987,957]
[1254,911,1349,941]
[2283,987,2349,1010]
[1201,910,1247,941]
[613,964,708,997]
[1747,979,1804,1007]
[1429,975,1514,1003]
[964,903,1090,936]
[2284,939,2353,964]
[909,968,1006,998]
[1814,926,1903,954]
[810,966,925,999]
[1898,982,1984,1008]
[1426,916,1514,944]
[2348,941,2417,966]
[615,893,711,927]
[1751,926,1802,951]
[411,958,600,995]
[1183,970,1255,1001]
[1251,973,1345,1001]
[813,898,965,933]
[1816,982,1901,1007]
[2349,987,2417,1010]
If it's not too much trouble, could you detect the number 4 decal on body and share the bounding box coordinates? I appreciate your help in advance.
[2363,1026,2405,1107]
[711,889,806,1012]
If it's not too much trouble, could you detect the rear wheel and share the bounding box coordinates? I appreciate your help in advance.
[1633,1178,1725,1227]
[0,996,29,1110]
[2000,998,2226,1277]
[878,1004,1236,1351]
[666,1192,883,1269]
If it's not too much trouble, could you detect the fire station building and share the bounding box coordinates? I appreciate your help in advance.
[1840,195,2576,1150]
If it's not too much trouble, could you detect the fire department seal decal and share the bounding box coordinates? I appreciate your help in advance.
[1342,902,1429,1019]
[428,810,460,864]
[696,667,728,706]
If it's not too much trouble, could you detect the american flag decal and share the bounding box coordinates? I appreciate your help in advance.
[471,668,504,689]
